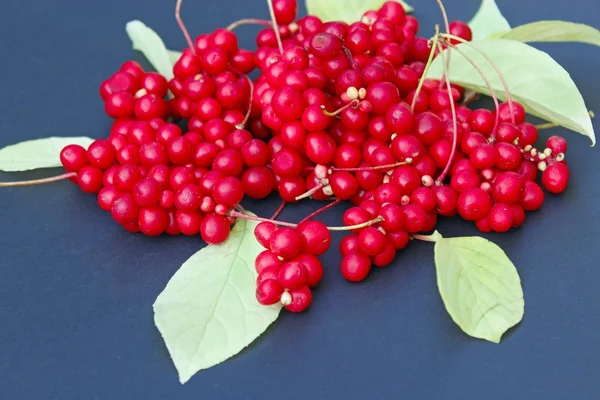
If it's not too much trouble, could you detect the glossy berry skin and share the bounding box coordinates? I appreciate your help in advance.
[520,181,545,211]
[138,206,169,236]
[200,214,230,244]
[77,166,104,193]
[542,163,570,194]
[293,254,323,287]
[256,279,284,306]
[255,250,283,274]
[358,227,387,256]
[269,227,303,259]
[457,188,492,221]
[111,194,138,224]
[133,178,161,207]
[372,241,396,268]
[60,144,89,172]
[297,220,331,256]
[254,222,278,249]
[341,253,372,282]
[546,136,568,154]
[488,203,514,233]
[212,177,244,207]
[278,261,308,290]
[492,172,524,205]
[285,286,313,313]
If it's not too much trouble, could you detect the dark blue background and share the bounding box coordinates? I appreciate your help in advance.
[1,0,599,398]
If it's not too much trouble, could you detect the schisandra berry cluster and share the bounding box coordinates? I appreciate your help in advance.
[58,0,571,312]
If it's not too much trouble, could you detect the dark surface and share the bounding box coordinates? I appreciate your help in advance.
[1,0,599,398]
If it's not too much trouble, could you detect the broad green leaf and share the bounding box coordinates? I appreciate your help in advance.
[153,214,282,384]
[434,237,524,343]
[168,49,182,65]
[305,0,413,24]
[491,21,600,47]
[0,137,94,172]
[125,20,174,80]
[428,39,595,145]
[468,0,511,40]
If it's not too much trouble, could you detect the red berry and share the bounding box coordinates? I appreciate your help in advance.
[457,188,492,221]
[341,253,372,282]
[111,193,138,224]
[255,222,279,249]
[372,240,396,267]
[242,167,275,199]
[255,250,283,274]
[284,286,313,312]
[297,220,331,256]
[200,214,230,244]
[269,227,303,259]
[542,163,569,194]
[77,166,104,193]
[293,253,323,287]
[520,181,545,211]
[256,279,284,305]
[488,203,514,233]
[133,178,161,207]
[358,227,387,256]
[212,177,244,207]
[138,206,169,236]
[402,204,428,232]
[176,210,203,235]
[492,171,524,205]
[60,144,89,172]
[278,261,308,290]
[97,186,120,211]
[546,136,568,154]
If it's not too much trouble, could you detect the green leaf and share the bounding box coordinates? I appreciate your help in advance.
[468,0,511,40]
[305,0,413,24]
[168,49,182,65]
[153,213,282,384]
[434,236,524,343]
[491,21,600,46]
[427,39,596,145]
[125,20,174,80]
[0,137,94,172]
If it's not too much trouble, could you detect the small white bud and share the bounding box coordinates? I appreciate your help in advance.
[401,195,410,205]
[134,88,148,98]
[346,87,359,100]
[390,133,397,141]
[421,175,434,187]
[405,157,413,164]
[537,161,547,171]
[530,148,538,156]
[288,22,299,34]
[386,169,394,176]
[544,148,552,157]
[556,153,565,162]
[278,256,284,261]
[321,178,329,185]
[524,145,532,152]
[538,153,547,161]
[322,185,334,196]
[315,164,328,179]
[280,291,292,306]
[513,139,519,145]
[480,182,491,191]
[383,175,391,183]
[358,88,367,99]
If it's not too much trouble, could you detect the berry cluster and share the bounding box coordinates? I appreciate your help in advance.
[58,0,571,313]
[254,220,329,311]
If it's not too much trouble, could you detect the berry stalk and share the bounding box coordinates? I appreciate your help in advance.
[0,172,77,187]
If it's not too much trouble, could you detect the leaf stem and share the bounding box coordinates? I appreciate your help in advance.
[266,0,284,55]
[227,18,272,31]
[412,230,443,243]
[435,0,452,89]
[270,200,286,220]
[441,33,516,125]
[535,110,595,130]
[0,172,76,187]
[412,25,440,112]
[435,42,458,185]
[175,0,195,53]
[298,199,341,225]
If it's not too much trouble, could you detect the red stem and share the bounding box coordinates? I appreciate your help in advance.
[295,183,325,201]
[435,42,458,185]
[270,200,286,220]
[227,18,272,31]
[175,0,195,53]
[0,172,76,187]
[321,99,359,117]
[266,0,284,55]
[230,210,384,231]
[298,199,341,225]
[229,68,254,129]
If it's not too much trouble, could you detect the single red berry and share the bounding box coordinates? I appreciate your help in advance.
[60,144,89,172]
[176,210,203,235]
[284,286,313,312]
[293,253,323,287]
[256,279,284,305]
[133,178,161,207]
[495,143,522,170]
[542,163,569,194]
[358,227,387,256]
[201,214,230,244]
[242,166,276,199]
[76,166,103,193]
[212,176,244,207]
[297,220,331,256]
[457,188,492,221]
[111,193,138,224]
[97,186,120,211]
[402,204,428,233]
[492,171,524,205]
[341,253,372,282]
[174,184,202,210]
[278,261,308,290]
[138,206,169,236]
[497,102,526,125]
[255,250,283,274]
[114,164,143,192]
[449,20,472,42]
[167,137,195,165]
[105,92,135,118]
[372,240,396,268]
[488,203,514,233]
[546,136,568,154]
[520,181,545,211]
[270,227,304,259]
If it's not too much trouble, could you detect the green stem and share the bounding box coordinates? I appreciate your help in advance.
[411,25,440,112]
